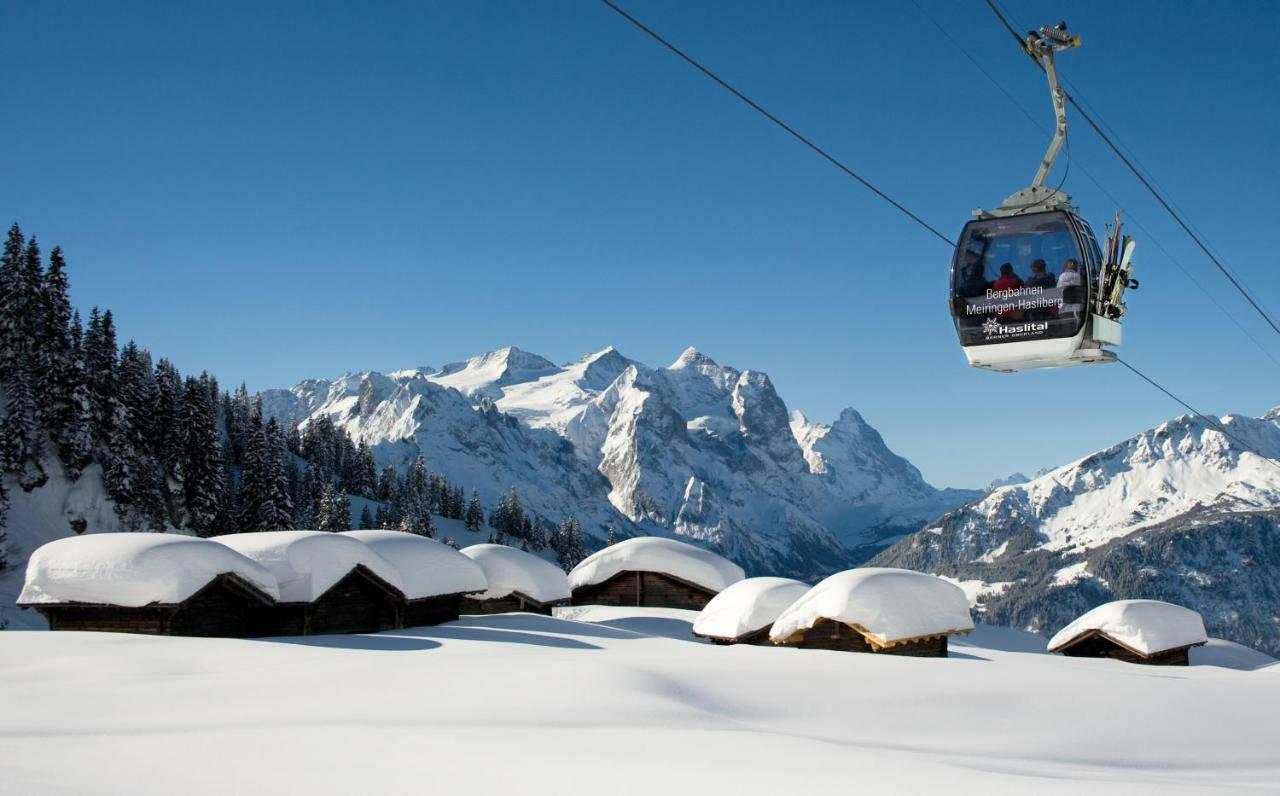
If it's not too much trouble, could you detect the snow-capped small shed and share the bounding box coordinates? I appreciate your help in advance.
[569,537,745,610]
[769,568,974,657]
[1048,600,1208,666]
[18,534,280,637]
[692,577,810,645]
[343,531,487,627]
[458,544,570,615]
[214,531,405,635]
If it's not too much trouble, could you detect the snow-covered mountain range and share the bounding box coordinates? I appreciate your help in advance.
[874,410,1280,654]
[260,346,976,577]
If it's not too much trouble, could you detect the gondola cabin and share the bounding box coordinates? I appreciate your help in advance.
[214,531,406,636]
[569,537,744,610]
[343,530,488,627]
[459,544,570,615]
[692,577,810,645]
[1048,600,1208,666]
[769,568,973,657]
[18,534,281,637]
[950,22,1135,373]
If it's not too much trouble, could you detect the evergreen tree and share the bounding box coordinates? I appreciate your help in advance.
[358,504,375,529]
[40,246,75,436]
[397,456,434,536]
[259,417,293,530]
[53,312,93,478]
[606,523,618,547]
[530,512,548,551]
[377,466,398,502]
[551,517,586,571]
[465,488,484,534]
[0,226,46,489]
[181,375,224,534]
[0,474,8,571]
[237,410,267,530]
[316,482,350,532]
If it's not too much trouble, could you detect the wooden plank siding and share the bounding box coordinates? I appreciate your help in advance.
[400,593,465,628]
[776,618,950,657]
[1054,631,1195,666]
[460,592,566,616]
[35,573,274,638]
[571,571,719,610]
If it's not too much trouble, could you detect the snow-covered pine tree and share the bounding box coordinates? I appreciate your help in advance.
[259,417,294,530]
[0,226,47,489]
[181,375,224,535]
[359,504,375,529]
[54,311,93,479]
[530,512,547,551]
[355,442,377,499]
[377,466,397,502]
[0,474,8,571]
[552,517,586,571]
[39,246,74,434]
[465,488,484,534]
[152,358,184,475]
[237,410,268,531]
[316,482,350,532]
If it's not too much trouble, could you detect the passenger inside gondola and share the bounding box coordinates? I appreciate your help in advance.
[1026,259,1056,288]
[957,260,989,297]
[1059,258,1084,316]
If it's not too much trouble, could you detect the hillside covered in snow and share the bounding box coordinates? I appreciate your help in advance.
[874,410,1280,654]
[259,346,978,578]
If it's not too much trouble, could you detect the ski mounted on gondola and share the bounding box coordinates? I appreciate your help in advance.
[948,21,1137,373]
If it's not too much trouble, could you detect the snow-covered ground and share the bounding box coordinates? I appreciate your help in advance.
[0,611,1276,794]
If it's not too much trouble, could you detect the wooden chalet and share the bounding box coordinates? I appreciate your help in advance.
[459,544,571,615]
[571,569,719,610]
[1049,629,1201,665]
[258,564,405,636]
[29,571,276,638]
[461,590,565,616]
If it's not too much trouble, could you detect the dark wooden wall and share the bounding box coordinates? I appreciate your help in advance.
[306,570,400,635]
[400,594,462,628]
[1057,633,1191,666]
[782,618,949,657]
[461,592,557,616]
[39,575,272,638]
[571,571,717,610]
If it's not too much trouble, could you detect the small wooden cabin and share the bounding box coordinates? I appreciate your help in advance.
[344,530,488,629]
[773,617,953,657]
[31,572,276,638]
[261,564,405,636]
[214,531,408,636]
[768,568,975,657]
[19,533,283,638]
[1049,629,1199,666]
[692,577,810,645]
[1047,600,1209,666]
[573,570,719,610]
[460,544,571,615]
[568,537,745,611]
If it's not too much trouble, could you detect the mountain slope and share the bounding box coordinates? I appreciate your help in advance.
[260,345,975,578]
[874,410,1280,653]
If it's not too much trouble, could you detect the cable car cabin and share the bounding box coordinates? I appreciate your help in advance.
[950,22,1134,373]
[950,207,1121,372]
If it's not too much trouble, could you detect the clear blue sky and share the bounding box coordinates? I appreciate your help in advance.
[4,0,1278,488]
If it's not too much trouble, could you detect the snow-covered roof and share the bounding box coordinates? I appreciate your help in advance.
[212,531,404,603]
[568,537,745,594]
[459,544,571,604]
[1048,600,1208,657]
[342,531,487,599]
[692,577,811,641]
[769,568,974,647]
[18,533,280,607]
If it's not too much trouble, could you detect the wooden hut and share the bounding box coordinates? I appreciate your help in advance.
[18,534,280,637]
[692,577,810,645]
[769,568,974,657]
[569,537,745,610]
[1047,600,1208,666]
[343,530,487,627]
[214,531,406,636]
[459,544,570,615]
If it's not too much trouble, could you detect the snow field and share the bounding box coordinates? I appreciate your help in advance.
[0,614,1275,794]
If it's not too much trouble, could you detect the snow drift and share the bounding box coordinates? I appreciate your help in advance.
[17,533,280,607]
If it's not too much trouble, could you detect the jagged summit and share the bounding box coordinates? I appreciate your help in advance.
[256,345,969,578]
